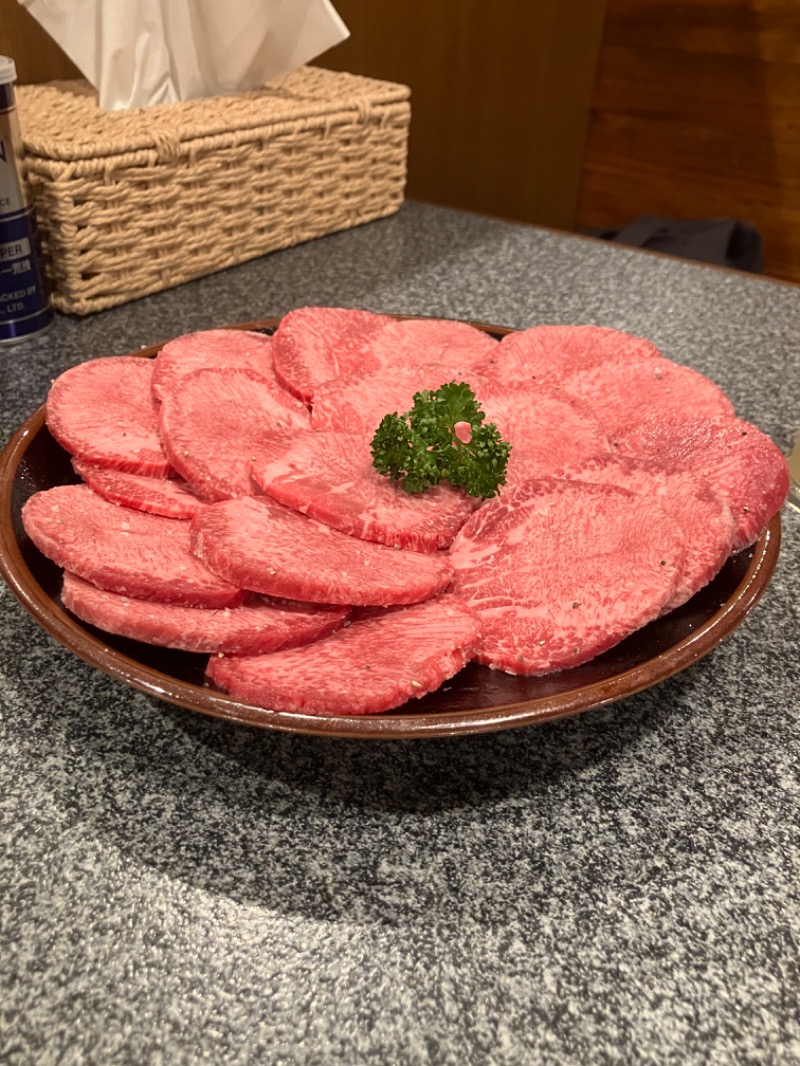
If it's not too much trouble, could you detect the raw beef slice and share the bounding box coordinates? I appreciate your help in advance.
[191,495,454,606]
[475,324,663,386]
[553,453,735,611]
[22,484,243,608]
[271,306,395,403]
[449,477,686,674]
[62,572,348,654]
[152,329,279,401]
[207,595,482,715]
[159,366,311,500]
[353,318,499,379]
[46,356,171,476]
[311,363,490,436]
[248,427,475,551]
[475,380,612,490]
[72,458,207,519]
[557,352,735,439]
[616,413,790,550]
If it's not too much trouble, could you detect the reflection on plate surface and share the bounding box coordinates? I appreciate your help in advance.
[0,319,782,739]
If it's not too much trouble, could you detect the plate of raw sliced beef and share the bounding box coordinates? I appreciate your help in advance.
[0,311,788,738]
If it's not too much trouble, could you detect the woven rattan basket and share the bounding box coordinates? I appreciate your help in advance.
[16,66,410,315]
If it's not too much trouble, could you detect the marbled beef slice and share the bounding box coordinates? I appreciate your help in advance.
[22,484,243,608]
[552,453,735,611]
[207,595,481,715]
[248,427,475,551]
[62,572,348,654]
[475,324,663,386]
[159,366,311,501]
[616,413,790,550]
[72,458,208,519]
[310,362,491,437]
[449,477,686,675]
[352,317,498,378]
[557,352,735,439]
[475,380,612,490]
[191,495,454,606]
[46,355,171,477]
[152,329,280,401]
[271,306,395,403]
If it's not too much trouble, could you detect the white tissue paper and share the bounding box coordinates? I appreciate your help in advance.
[18,0,350,111]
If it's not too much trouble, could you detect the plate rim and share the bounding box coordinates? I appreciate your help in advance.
[0,317,783,740]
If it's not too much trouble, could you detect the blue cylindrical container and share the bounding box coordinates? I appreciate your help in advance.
[0,56,53,346]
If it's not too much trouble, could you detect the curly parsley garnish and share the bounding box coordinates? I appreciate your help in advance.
[370,381,511,499]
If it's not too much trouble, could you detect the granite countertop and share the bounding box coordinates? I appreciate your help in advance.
[1,202,798,1065]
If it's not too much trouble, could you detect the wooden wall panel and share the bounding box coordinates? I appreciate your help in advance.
[0,3,80,83]
[317,0,607,231]
[578,0,800,282]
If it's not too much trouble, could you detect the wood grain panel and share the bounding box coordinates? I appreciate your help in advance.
[601,0,800,61]
[317,0,607,230]
[0,3,80,83]
[578,0,800,282]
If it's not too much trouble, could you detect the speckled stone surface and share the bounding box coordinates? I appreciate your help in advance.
[1,202,798,1066]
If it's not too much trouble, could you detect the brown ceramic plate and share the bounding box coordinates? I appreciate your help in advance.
[0,318,782,739]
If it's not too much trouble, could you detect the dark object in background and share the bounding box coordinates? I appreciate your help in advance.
[587,215,763,274]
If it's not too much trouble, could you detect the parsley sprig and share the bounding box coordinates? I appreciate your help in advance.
[370,381,511,498]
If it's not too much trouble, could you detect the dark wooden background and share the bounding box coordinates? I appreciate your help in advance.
[577,0,800,283]
[314,0,607,234]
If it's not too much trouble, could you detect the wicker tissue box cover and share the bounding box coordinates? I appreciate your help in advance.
[16,66,411,315]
